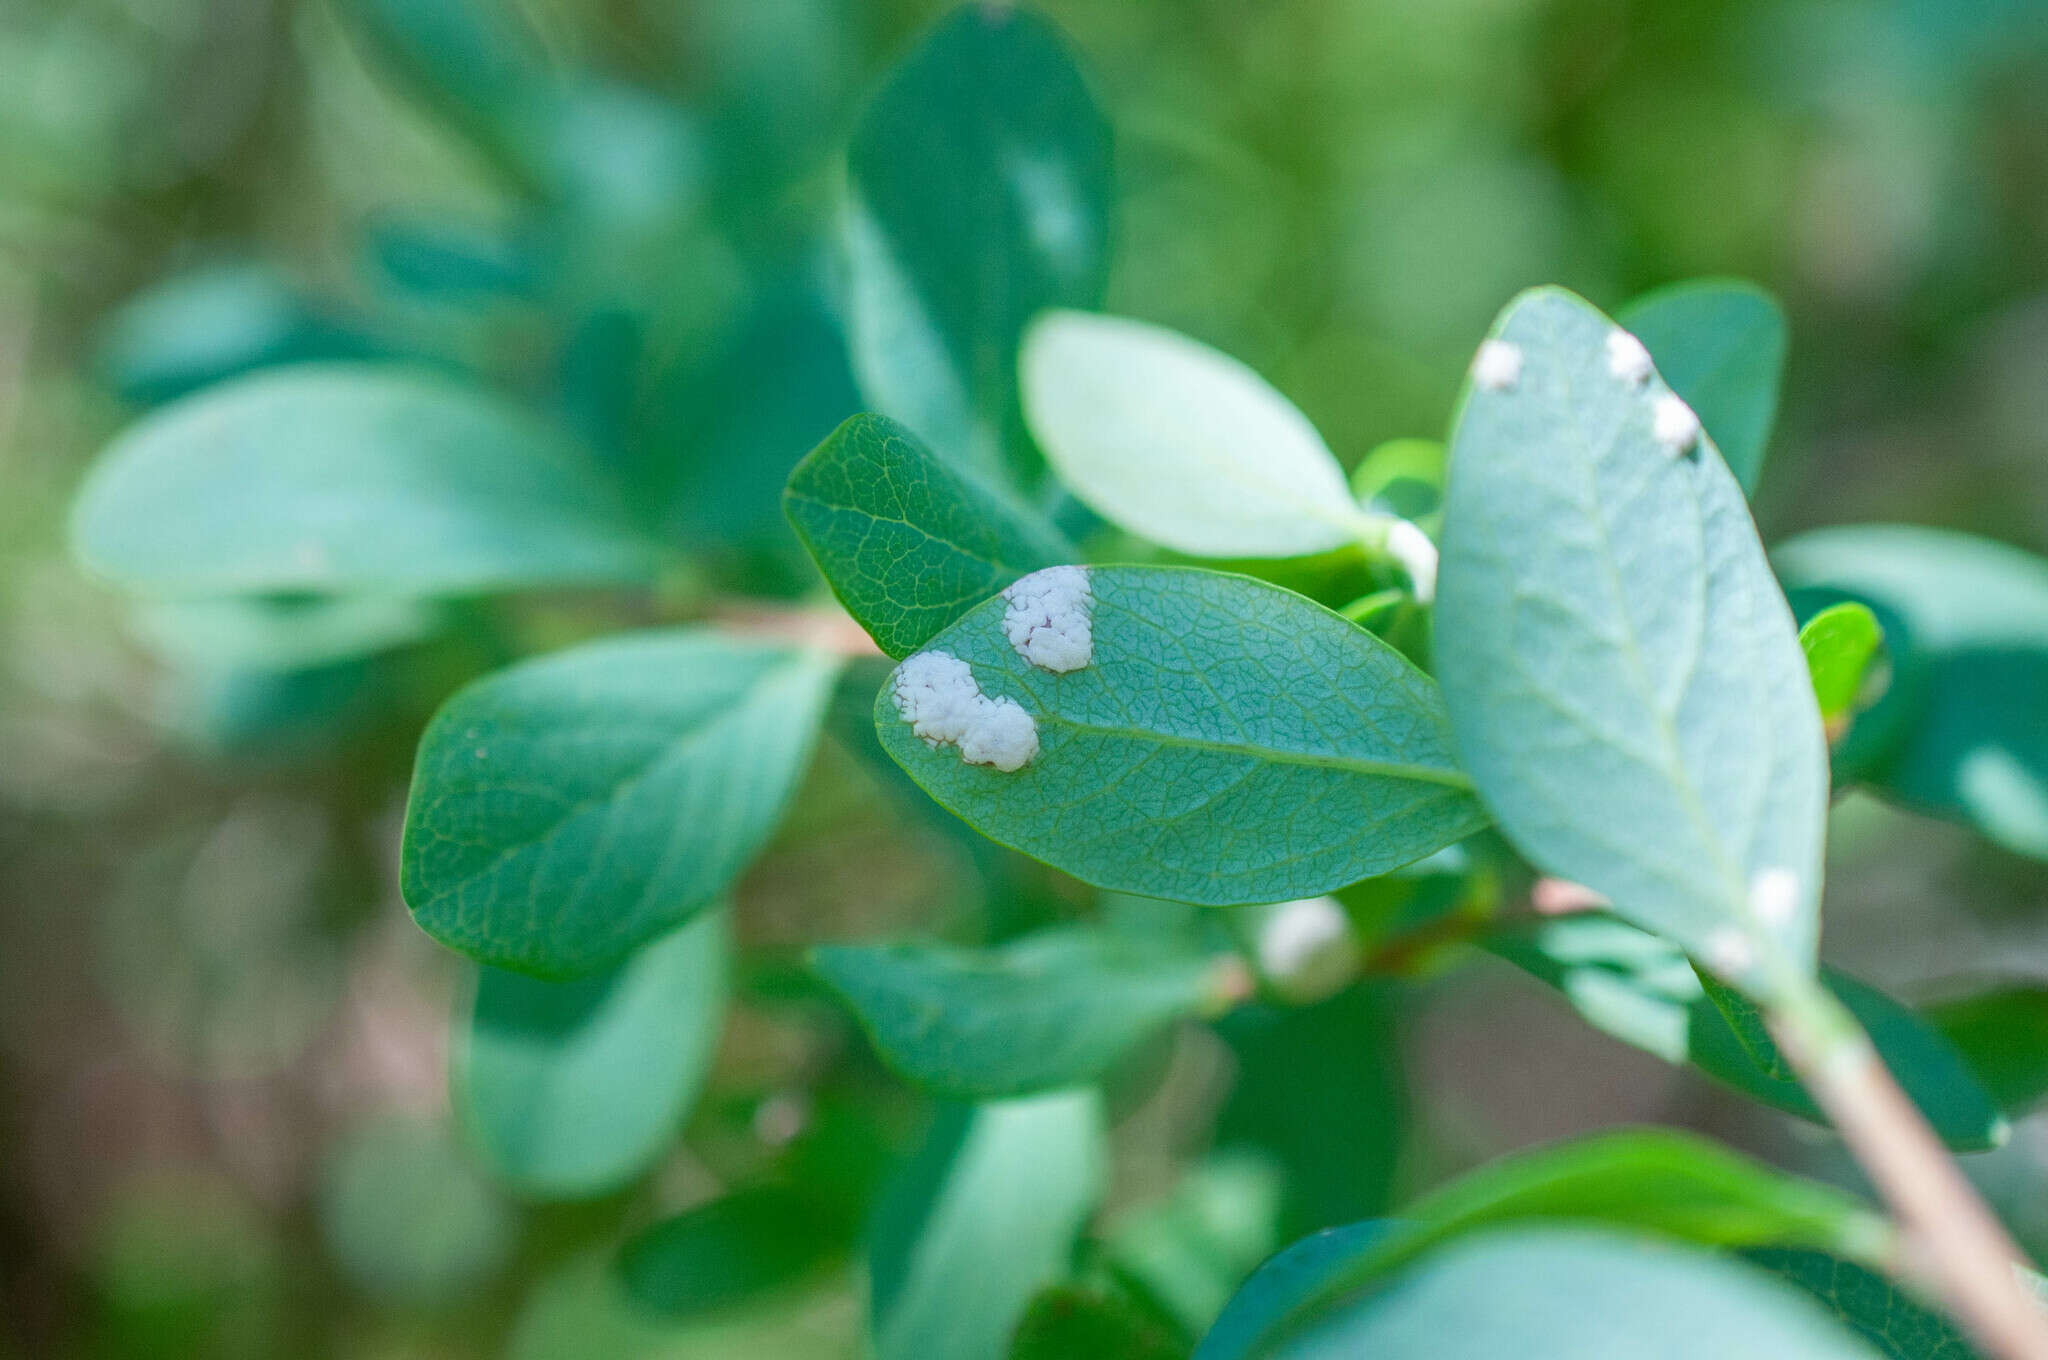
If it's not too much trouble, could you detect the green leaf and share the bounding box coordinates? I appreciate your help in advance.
[784,414,1074,658]
[812,927,1227,1100]
[454,910,728,1199]
[1488,915,2010,1151]
[1927,985,2048,1117]
[871,1092,1106,1360]
[1775,524,2048,860]
[129,594,442,672]
[1106,1153,1285,1337]
[403,630,840,976]
[1748,1249,1978,1360]
[873,565,1487,904]
[1349,439,1446,529]
[1436,287,1828,999]
[1010,1283,1187,1360]
[845,5,1111,480]
[1618,279,1788,494]
[1196,1221,1396,1360]
[1800,602,1886,737]
[1020,311,1372,558]
[71,365,660,598]
[1275,1227,1884,1360]
[318,1115,516,1306]
[616,1185,844,1319]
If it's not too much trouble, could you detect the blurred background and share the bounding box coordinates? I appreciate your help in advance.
[3,0,2047,1355]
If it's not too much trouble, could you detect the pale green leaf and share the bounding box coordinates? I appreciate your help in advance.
[71,365,660,597]
[873,565,1487,905]
[1021,311,1369,558]
[784,413,1073,658]
[1800,602,1886,735]
[871,1092,1106,1360]
[1619,279,1788,494]
[1436,287,1828,998]
[812,927,1227,1100]
[454,910,728,1199]
[130,594,442,672]
[403,630,840,976]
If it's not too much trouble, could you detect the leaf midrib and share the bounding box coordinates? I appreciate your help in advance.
[1040,712,1475,790]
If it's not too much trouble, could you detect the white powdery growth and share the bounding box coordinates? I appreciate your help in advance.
[1256,896,1359,1002]
[891,650,1039,772]
[1384,520,1439,604]
[1471,339,1523,391]
[1653,393,1702,454]
[1605,328,1655,385]
[1748,867,1801,928]
[1001,565,1094,672]
[1703,927,1757,981]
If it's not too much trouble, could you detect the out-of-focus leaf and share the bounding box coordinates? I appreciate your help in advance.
[1020,311,1371,558]
[617,1185,843,1318]
[874,566,1486,904]
[130,595,441,672]
[403,631,840,976]
[811,927,1227,1100]
[1105,1153,1285,1337]
[845,5,1111,481]
[1009,1283,1186,1360]
[1618,279,1788,494]
[71,366,661,597]
[317,1115,516,1306]
[871,1092,1106,1360]
[1489,915,2010,1151]
[1748,1248,1978,1360]
[1274,1227,1883,1359]
[1927,985,2048,1117]
[455,910,728,1198]
[366,216,544,300]
[1800,602,1886,740]
[1437,287,1827,1002]
[786,414,1073,658]
[1195,1222,1396,1360]
[1775,525,2048,860]
[1349,439,1446,529]
[96,264,386,406]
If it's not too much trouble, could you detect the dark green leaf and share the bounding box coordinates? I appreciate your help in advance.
[1927,986,2048,1117]
[617,1184,843,1319]
[455,910,728,1198]
[1436,287,1828,1000]
[785,414,1073,658]
[1010,1283,1186,1360]
[1775,525,2048,860]
[811,927,1228,1100]
[1106,1153,1284,1337]
[1618,279,1788,494]
[72,366,660,597]
[871,1093,1106,1360]
[403,630,840,976]
[1488,915,2010,1151]
[1801,602,1886,734]
[845,5,1111,480]
[874,565,1487,904]
[1195,1222,1396,1360]
[1748,1248,1978,1360]
[1276,1227,1884,1359]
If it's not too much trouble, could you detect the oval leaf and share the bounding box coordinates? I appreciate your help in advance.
[873,565,1487,905]
[1277,1226,1882,1360]
[1022,311,1368,558]
[403,630,841,976]
[1800,601,1886,737]
[1775,524,2048,860]
[846,6,1111,479]
[1436,287,1828,997]
[785,414,1074,658]
[813,927,1227,1100]
[454,909,728,1199]
[617,1184,845,1319]
[72,365,659,597]
[872,1093,1106,1360]
[1618,279,1788,495]
[1927,985,2048,1118]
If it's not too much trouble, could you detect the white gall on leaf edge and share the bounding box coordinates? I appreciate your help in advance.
[1471,339,1523,391]
[1605,328,1655,385]
[1653,393,1702,454]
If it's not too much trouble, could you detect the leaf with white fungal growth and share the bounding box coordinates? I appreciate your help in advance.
[1002,565,1094,672]
[1619,279,1788,496]
[1022,310,1418,566]
[874,565,1488,905]
[1436,288,1829,1002]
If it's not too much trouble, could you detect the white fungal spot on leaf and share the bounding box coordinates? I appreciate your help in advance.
[1472,339,1523,391]
[1653,393,1702,454]
[1748,867,1801,927]
[1703,927,1756,981]
[1001,565,1093,672]
[890,650,1040,772]
[1255,896,1359,1002]
[1384,520,1439,604]
[1605,328,1654,385]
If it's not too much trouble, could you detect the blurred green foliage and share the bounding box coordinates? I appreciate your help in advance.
[3,0,2047,1356]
